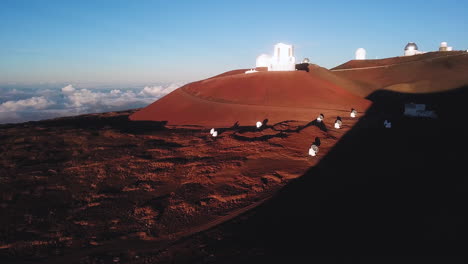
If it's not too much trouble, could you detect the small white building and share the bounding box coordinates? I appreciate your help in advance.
[439,42,453,51]
[404,103,437,118]
[355,48,366,60]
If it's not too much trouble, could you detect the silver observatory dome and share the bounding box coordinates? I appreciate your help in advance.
[404,42,419,51]
[302,58,310,63]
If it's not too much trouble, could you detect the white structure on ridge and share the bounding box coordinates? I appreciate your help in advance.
[270,43,296,71]
[247,43,296,73]
[256,121,263,128]
[350,109,357,118]
[439,42,453,52]
[404,42,423,56]
[355,48,366,60]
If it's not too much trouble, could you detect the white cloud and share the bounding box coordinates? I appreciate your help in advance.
[61,85,145,109]
[61,84,75,94]
[0,82,185,123]
[139,83,183,97]
[0,96,53,112]
[140,86,166,97]
[65,88,100,107]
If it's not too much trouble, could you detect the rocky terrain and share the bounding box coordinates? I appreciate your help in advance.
[1,108,355,263]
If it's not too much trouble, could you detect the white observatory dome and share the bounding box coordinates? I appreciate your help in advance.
[404,42,421,56]
[355,48,366,60]
[405,42,419,51]
[309,144,319,157]
[439,42,449,51]
[302,58,310,63]
[256,54,271,68]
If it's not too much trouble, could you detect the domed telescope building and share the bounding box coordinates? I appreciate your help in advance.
[256,54,271,68]
[404,42,423,56]
[355,48,366,60]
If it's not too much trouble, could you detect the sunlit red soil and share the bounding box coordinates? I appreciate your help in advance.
[130,69,370,127]
[0,109,359,263]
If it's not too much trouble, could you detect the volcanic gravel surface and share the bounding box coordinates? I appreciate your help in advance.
[0,109,355,263]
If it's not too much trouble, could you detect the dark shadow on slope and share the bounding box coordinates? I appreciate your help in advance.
[197,86,468,262]
[216,120,290,136]
[18,111,169,134]
[231,132,289,142]
[268,119,328,133]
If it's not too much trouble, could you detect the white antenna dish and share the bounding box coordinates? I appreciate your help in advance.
[384,120,392,128]
[309,144,319,156]
[316,114,324,122]
[334,119,342,129]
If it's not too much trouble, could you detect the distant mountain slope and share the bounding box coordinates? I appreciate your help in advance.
[332,51,466,70]
[332,51,468,96]
[130,70,370,127]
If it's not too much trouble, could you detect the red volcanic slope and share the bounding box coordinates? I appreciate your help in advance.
[332,51,466,70]
[332,51,468,96]
[130,70,371,127]
[307,64,375,97]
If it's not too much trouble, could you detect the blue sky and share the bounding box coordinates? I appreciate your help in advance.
[1,0,468,84]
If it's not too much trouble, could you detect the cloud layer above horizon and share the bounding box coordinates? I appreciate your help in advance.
[0,83,185,124]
